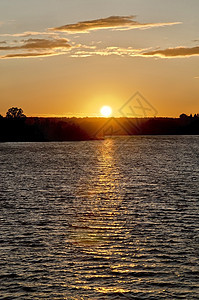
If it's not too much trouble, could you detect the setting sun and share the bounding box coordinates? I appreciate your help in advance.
[100,106,112,117]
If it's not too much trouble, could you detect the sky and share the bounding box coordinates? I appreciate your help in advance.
[0,0,199,117]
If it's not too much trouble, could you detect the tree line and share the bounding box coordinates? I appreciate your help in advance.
[0,107,91,142]
[0,107,199,142]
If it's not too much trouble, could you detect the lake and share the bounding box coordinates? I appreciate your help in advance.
[0,136,199,299]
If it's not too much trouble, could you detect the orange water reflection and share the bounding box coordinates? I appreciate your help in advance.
[69,138,125,248]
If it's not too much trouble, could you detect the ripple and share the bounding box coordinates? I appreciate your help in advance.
[0,137,199,299]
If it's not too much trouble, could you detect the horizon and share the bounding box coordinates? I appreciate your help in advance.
[1,108,198,119]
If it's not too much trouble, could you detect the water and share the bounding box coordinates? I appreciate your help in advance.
[0,136,199,299]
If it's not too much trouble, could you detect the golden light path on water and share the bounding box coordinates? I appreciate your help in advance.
[70,139,124,246]
[69,139,132,296]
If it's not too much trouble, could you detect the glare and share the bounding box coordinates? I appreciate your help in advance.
[100,106,112,117]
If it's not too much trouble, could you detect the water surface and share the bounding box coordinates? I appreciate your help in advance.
[0,136,199,299]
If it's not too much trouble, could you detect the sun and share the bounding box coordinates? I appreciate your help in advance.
[100,106,112,117]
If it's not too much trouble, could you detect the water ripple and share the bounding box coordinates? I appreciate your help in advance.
[0,136,199,299]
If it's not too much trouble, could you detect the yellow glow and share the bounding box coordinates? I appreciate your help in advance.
[100,106,112,117]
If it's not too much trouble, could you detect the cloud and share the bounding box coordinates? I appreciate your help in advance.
[2,39,198,60]
[0,31,57,38]
[0,37,72,59]
[0,38,71,50]
[51,15,181,33]
[70,45,199,59]
[1,52,55,59]
[70,46,147,57]
[0,15,183,59]
[143,46,199,57]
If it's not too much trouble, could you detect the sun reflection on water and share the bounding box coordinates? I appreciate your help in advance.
[69,139,126,249]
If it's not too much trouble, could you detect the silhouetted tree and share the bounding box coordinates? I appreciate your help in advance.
[180,113,188,119]
[0,114,3,119]
[6,107,26,119]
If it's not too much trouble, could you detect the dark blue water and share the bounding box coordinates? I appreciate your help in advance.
[0,136,199,299]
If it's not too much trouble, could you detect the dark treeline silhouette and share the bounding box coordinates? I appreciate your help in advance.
[0,107,199,142]
[0,107,90,142]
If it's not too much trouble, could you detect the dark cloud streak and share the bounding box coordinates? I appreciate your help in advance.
[1,52,54,59]
[51,15,181,33]
[143,46,199,57]
[0,38,71,51]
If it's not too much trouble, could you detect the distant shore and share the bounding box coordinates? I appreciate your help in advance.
[0,115,199,142]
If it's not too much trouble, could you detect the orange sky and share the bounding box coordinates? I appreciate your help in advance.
[0,0,199,118]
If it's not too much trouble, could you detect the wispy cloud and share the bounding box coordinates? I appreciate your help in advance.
[1,52,56,59]
[51,15,181,33]
[0,31,56,38]
[143,46,199,58]
[70,45,199,59]
[0,15,188,60]
[0,38,71,50]
[70,46,148,58]
[0,37,72,59]
[2,39,198,60]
